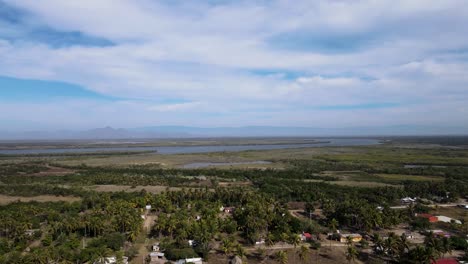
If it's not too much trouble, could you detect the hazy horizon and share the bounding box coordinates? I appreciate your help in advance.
[1,1,468,134]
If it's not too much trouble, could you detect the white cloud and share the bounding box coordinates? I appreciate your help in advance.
[0,0,468,130]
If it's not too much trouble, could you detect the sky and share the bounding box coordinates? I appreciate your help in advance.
[0,0,467,132]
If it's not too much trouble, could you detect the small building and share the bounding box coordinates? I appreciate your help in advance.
[255,239,265,245]
[433,258,458,264]
[300,232,312,241]
[339,234,362,243]
[436,215,462,224]
[149,252,165,263]
[416,213,438,223]
[428,230,452,238]
[24,229,40,236]
[401,197,417,204]
[175,258,203,264]
[146,205,152,210]
[404,231,414,239]
[223,207,235,214]
[94,256,128,264]
[152,243,160,252]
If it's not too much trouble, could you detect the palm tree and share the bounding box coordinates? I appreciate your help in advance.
[276,250,288,264]
[346,246,359,263]
[329,218,339,233]
[329,218,339,247]
[236,244,246,260]
[441,237,452,257]
[221,237,234,256]
[409,245,428,263]
[298,245,309,263]
[266,233,275,247]
[290,234,301,263]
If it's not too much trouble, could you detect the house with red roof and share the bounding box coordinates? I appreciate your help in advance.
[416,213,438,223]
[300,232,313,241]
[433,258,458,264]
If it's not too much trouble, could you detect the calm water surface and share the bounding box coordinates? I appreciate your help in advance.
[0,138,381,155]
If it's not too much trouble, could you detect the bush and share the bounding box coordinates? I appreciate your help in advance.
[165,247,198,260]
[450,236,468,250]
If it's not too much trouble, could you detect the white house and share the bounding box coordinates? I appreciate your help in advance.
[436,215,462,224]
[146,205,152,210]
[152,243,160,252]
[401,197,417,204]
[94,256,128,264]
[175,258,203,264]
[149,252,165,262]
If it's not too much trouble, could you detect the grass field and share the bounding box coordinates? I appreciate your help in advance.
[86,185,209,194]
[0,194,81,205]
[376,173,444,182]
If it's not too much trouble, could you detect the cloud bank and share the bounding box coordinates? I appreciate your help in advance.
[0,0,467,133]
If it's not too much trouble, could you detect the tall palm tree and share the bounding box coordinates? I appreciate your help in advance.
[329,218,339,247]
[298,245,309,263]
[276,250,288,264]
[266,233,275,247]
[410,245,427,263]
[441,237,452,257]
[221,237,234,256]
[236,244,246,260]
[346,246,359,263]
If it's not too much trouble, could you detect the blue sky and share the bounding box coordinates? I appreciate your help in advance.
[0,0,467,132]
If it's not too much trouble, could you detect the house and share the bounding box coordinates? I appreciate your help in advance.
[24,229,40,236]
[152,243,160,252]
[255,239,265,245]
[428,230,452,238]
[339,234,362,243]
[175,258,203,264]
[436,215,462,224]
[433,258,459,264]
[223,207,235,214]
[404,231,414,239]
[401,197,417,204]
[94,256,128,264]
[146,205,152,210]
[300,232,312,241]
[416,213,438,223]
[149,252,165,263]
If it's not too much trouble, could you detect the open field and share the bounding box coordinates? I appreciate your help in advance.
[327,180,395,187]
[376,173,444,182]
[0,194,81,205]
[1,140,467,264]
[87,185,187,193]
[0,137,329,150]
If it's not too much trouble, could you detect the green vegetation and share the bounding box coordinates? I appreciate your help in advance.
[0,143,467,263]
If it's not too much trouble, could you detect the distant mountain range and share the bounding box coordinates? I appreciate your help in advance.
[0,125,466,140]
